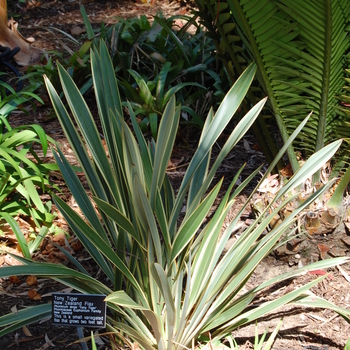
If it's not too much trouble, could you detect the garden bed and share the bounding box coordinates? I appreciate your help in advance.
[1,1,350,349]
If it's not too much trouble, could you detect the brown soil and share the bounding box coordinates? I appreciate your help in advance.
[1,1,350,349]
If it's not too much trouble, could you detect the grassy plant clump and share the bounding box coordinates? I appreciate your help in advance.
[0,41,349,348]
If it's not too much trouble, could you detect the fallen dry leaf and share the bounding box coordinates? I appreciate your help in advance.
[22,325,33,337]
[71,26,86,36]
[51,232,66,245]
[26,275,37,286]
[70,239,82,251]
[317,243,330,260]
[9,276,21,284]
[4,253,23,266]
[28,289,41,300]
[280,163,293,177]
[341,235,350,246]
[167,156,184,170]
[15,243,24,254]
[26,0,42,9]
[257,174,280,194]
[328,246,347,257]
[48,250,68,263]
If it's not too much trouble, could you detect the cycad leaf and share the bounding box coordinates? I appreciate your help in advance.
[226,0,350,170]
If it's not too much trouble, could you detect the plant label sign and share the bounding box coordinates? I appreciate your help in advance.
[52,293,106,328]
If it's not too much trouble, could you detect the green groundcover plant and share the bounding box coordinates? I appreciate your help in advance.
[0,86,58,257]
[0,41,349,348]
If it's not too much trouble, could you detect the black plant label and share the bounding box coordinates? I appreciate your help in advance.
[52,293,106,328]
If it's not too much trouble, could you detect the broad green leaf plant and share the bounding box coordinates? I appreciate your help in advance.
[0,41,349,347]
[119,64,204,139]
[107,13,221,128]
[0,90,57,257]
